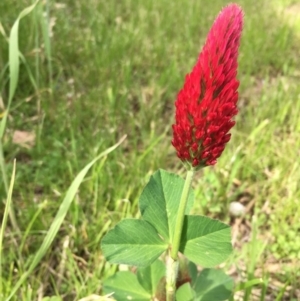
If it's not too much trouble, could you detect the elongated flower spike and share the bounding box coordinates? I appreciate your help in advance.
[172,4,244,168]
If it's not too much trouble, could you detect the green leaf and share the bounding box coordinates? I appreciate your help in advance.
[176,283,196,301]
[103,271,151,301]
[101,219,168,267]
[194,269,234,301]
[137,259,165,295]
[139,169,194,242]
[180,216,232,267]
[188,261,198,285]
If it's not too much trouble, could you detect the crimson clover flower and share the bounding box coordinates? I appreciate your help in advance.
[172,4,244,168]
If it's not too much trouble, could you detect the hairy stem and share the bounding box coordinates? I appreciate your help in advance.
[171,169,194,260]
[166,253,178,301]
[166,168,195,301]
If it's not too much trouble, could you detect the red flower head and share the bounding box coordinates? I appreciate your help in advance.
[172,4,244,168]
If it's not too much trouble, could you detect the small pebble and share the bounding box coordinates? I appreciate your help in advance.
[229,202,246,216]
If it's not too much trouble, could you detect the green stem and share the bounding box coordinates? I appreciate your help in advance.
[166,168,195,301]
[171,168,195,259]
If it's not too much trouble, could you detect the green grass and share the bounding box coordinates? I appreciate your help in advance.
[0,0,299,300]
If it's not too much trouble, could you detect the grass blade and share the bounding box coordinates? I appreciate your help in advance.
[5,135,126,301]
[0,0,40,240]
[41,0,53,89]
[0,0,39,140]
[0,159,16,296]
